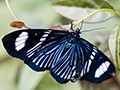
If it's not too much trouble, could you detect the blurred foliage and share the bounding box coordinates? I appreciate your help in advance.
[109,21,120,70]
[0,0,120,90]
[52,0,115,22]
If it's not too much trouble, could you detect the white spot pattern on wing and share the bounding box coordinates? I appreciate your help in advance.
[95,61,110,78]
[86,47,97,73]
[26,31,51,58]
[87,59,92,73]
[40,38,46,42]
[15,32,28,51]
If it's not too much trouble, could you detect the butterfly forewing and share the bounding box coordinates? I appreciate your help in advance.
[2,29,69,71]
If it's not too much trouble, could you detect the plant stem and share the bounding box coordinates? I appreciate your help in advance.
[5,0,31,29]
[115,22,120,70]
[5,0,20,21]
[73,9,120,27]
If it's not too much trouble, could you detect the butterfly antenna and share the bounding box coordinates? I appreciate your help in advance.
[70,22,74,31]
[81,27,105,33]
[58,25,68,31]
[79,21,83,30]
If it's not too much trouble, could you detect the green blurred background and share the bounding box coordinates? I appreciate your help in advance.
[0,0,120,90]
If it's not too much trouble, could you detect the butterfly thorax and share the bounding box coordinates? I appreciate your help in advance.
[70,28,80,39]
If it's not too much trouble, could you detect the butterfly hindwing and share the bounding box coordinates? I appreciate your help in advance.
[50,36,115,84]
[79,38,115,83]
[50,39,85,83]
[2,29,68,71]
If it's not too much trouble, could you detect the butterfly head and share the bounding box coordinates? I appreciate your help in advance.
[70,29,81,39]
[70,22,81,39]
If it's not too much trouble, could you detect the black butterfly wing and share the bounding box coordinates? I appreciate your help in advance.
[50,36,115,84]
[2,29,69,71]
[50,39,85,83]
[79,38,115,83]
[2,29,115,84]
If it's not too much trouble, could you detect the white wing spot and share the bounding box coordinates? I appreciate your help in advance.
[81,69,84,77]
[44,30,51,34]
[83,61,88,74]
[72,70,76,77]
[92,52,96,56]
[15,44,25,51]
[43,34,48,37]
[19,32,28,36]
[40,38,46,42]
[16,36,28,41]
[93,48,97,53]
[90,55,94,60]
[15,40,26,46]
[95,61,110,78]
[87,59,92,73]
[15,32,28,51]
[105,61,110,68]
[35,33,37,36]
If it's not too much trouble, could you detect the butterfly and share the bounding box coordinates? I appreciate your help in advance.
[2,22,115,84]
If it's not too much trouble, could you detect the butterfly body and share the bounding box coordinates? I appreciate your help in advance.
[2,24,115,84]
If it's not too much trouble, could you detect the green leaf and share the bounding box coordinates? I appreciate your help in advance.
[18,66,47,90]
[52,0,115,22]
[109,21,120,70]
